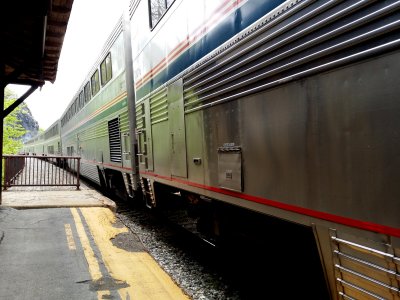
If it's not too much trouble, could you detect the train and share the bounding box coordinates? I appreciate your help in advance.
[23,0,400,299]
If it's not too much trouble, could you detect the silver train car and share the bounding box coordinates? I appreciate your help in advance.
[24,0,400,298]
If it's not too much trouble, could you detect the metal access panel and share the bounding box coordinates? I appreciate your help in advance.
[168,78,187,178]
[218,146,242,192]
[121,132,131,168]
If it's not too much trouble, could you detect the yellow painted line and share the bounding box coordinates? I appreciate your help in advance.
[70,208,110,300]
[80,207,190,300]
[64,224,76,250]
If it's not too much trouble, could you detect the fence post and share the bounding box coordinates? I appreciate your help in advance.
[3,156,8,191]
[0,65,4,204]
[76,157,80,190]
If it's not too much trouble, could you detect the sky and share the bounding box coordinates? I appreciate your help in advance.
[9,0,127,130]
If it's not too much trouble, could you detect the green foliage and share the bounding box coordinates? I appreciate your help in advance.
[3,88,27,154]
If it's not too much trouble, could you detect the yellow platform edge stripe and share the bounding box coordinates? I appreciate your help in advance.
[78,207,190,300]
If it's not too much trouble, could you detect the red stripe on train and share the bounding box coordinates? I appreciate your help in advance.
[140,170,400,238]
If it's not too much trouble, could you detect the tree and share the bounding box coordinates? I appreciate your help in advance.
[3,88,26,154]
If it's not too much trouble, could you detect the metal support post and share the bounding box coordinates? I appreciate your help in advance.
[0,61,5,204]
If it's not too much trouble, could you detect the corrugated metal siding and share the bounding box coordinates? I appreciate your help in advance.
[150,87,168,125]
[119,110,129,133]
[80,161,100,185]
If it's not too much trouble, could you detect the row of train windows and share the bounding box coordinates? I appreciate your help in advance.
[61,53,112,127]
[61,0,174,127]
[44,124,59,140]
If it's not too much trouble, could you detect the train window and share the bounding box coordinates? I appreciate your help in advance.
[91,70,100,96]
[149,0,175,29]
[100,53,112,86]
[84,82,91,103]
[74,98,78,114]
[79,91,84,109]
[67,146,74,156]
[47,146,54,154]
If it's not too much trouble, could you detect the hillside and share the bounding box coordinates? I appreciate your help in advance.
[18,103,39,143]
[6,89,40,142]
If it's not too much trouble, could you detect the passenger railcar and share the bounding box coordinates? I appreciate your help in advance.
[23,120,61,155]
[58,17,136,194]
[24,0,400,298]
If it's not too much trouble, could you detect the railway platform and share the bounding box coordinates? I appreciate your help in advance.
[0,184,189,300]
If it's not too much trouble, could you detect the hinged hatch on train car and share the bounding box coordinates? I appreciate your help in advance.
[168,78,187,178]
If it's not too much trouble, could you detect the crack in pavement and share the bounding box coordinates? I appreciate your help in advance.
[0,231,4,245]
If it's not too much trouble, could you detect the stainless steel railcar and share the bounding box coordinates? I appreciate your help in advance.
[131,0,400,299]
[23,0,400,298]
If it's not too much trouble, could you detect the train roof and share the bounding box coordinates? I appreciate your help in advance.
[60,15,125,119]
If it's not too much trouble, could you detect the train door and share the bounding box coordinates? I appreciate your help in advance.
[168,78,187,178]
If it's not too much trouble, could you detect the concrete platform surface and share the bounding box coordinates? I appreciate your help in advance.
[0,207,190,300]
[1,190,116,211]
[1,177,116,211]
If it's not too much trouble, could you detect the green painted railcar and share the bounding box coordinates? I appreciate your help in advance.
[22,120,61,155]
[59,18,135,191]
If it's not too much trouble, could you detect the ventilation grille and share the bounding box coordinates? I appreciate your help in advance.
[150,87,168,125]
[183,0,400,113]
[331,231,400,300]
[108,118,122,163]
[129,0,140,19]
[136,101,145,130]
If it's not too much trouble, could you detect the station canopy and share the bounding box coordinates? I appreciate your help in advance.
[0,0,74,204]
[1,0,74,86]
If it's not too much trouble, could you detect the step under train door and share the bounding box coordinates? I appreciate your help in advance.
[121,131,136,198]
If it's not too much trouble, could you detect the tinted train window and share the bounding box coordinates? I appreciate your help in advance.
[47,146,54,154]
[100,53,112,86]
[74,98,78,114]
[79,91,84,109]
[91,70,100,96]
[67,146,74,156]
[149,0,174,28]
[84,82,91,103]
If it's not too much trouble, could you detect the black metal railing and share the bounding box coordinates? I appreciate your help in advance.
[2,155,80,190]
